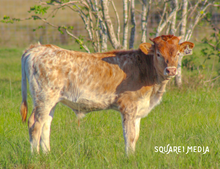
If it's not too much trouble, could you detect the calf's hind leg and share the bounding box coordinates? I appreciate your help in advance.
[28,104,55,153]
[40,106,56,153]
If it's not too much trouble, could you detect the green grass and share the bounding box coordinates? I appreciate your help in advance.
[0,47,220,168]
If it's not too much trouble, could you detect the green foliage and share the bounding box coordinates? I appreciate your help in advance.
[1,15,13,23]
[182,12,220,78]
[201,27,220,62]
[182,54,202,71]
[28,5,50,15]
[68,26,74,30]
[1,5,49,27]
[1,1,92,52]
[33,25,45,32]
[58,26,64,34]
[0,15,23,24]
[214,2,220,8]
[61,0,70,3]
[205,12,212,20]
[149,28,157,37]
[75,35,85,49]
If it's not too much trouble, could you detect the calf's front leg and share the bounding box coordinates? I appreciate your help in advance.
[122,114,141,155]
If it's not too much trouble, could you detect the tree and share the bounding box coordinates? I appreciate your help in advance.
[175,0,188,87]
[153,0,219,87]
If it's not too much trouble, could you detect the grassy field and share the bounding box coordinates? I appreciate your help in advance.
[0,47,220,169]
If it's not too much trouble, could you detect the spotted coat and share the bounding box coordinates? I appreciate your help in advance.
[20,35,194,154]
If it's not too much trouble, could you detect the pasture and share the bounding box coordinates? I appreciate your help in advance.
[0,47,220,168]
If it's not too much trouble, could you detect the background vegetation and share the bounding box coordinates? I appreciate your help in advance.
[0,0,219,49]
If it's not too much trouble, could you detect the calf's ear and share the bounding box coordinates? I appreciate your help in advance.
[179,42,195,56]
[139,43,153,55]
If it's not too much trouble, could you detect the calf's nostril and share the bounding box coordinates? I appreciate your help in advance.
[166,68,170,74]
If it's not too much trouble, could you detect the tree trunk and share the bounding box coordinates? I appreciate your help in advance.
[100,22,108,52]
[129,0,136,49]
[180,0,188,42]
[94,0,108,52]
[123,0,129,49]
[141,0,147,43]
[170,0,178,35]
[175,0,188,87]
[111,0,120,41]
[101,0,121,49]
[141,0,151,43]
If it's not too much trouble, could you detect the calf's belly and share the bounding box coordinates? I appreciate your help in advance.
[60,95,118,113]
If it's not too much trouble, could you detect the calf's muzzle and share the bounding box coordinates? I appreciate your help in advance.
[164,67,177,77]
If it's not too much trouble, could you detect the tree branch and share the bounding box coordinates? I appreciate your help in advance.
[65,29,91,53]
[75,4,93,40]
[204,75,220,83]
[156,2,167,36]
[156,2,178,36]
[101,0,121,49]
[31,15,90,53]
[185,2,212,41]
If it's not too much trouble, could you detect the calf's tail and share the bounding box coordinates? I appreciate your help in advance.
[20,54,28,122]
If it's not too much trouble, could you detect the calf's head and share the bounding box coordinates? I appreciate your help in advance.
[139,35,195,79]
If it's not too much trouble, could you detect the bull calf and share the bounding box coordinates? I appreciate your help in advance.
[20,35,194,154]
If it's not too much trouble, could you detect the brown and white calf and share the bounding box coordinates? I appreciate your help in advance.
[20,35,194,154]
